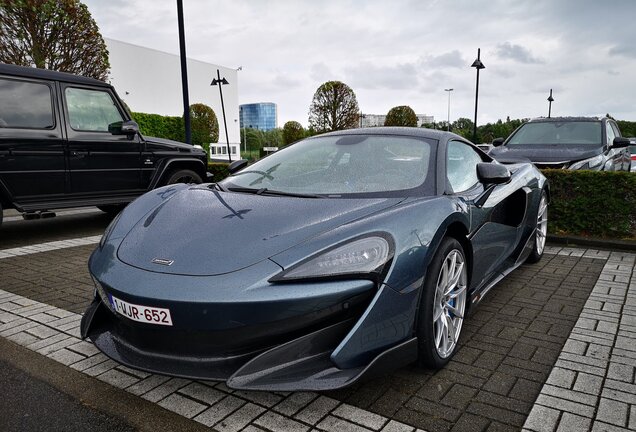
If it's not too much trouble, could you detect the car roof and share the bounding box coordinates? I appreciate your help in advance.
[0,63,110,88]
[526,116,605,123]
[312,126,470,143]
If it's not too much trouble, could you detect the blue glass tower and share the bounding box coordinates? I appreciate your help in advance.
[239,103,277,131]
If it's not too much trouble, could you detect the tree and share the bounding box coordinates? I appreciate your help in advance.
[0,0,110,80]
[451,117,475,140]
[308,81,359,132]
[384,105,418,127]
[282,121,305,145]
[189,103,219,151]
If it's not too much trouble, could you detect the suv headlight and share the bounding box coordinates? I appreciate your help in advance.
[569,154,604,170]
[271,235,393,282]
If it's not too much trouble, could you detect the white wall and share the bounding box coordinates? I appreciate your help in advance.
[105,38,240,146]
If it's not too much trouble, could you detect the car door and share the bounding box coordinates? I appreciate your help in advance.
[445,140,524,289]
[62,84,143,195]
[0,76,65,206]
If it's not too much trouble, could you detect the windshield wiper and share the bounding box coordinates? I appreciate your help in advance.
[209,183,228,192]
[226,186,323,198]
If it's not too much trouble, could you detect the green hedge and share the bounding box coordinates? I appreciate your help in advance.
[543,169,636,239]
[132,112,185,142]
[208,162,230,181]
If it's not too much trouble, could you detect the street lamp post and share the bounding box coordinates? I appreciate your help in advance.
[471,48,485,143]
[444,88,453,131]
[176,0,191,144]
[211,69,232,163]
[547,89,554,118]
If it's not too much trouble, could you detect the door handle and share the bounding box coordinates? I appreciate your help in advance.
[71,151,88,158]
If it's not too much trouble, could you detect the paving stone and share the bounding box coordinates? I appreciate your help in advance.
[254,410,310,432]
[158,393,207,419]
[125,374,171,396]
[273,392,318,416]
[317,415,374,432]
[178,382,225,405]
[333,403,387,430]
[556,412,592,432]
[193,395,245,427]
[141,377,190,403]
[535,394,595,418]
[380,420,415,432]
[546,367,577,389]
[542,384,598,406]
[524,404,561,432]
[215,402,265,432]
[295,396,340,425]
[96,369,140,389]
[47,347,85,366]
[595,397,628,427]
[573,372,604,395]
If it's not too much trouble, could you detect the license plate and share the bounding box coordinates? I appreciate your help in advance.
[109,295,173,326]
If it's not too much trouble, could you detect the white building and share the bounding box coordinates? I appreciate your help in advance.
[105,38,241,160]
[361,113,435,128]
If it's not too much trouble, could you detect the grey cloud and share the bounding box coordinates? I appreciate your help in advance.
[419,50,466,69]
[345,62,418,90]
[496,42,544,64]
[310,63,334,82]
[609,43,636,59]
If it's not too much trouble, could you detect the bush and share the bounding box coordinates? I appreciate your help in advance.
[208,162,229,181]
[543,169,636,239]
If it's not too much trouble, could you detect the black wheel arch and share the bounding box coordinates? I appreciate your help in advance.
[150,158,207,188]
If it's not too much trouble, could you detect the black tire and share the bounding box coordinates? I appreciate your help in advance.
[165,169,202,185]
[97,204,126,215]
[417,237,468,369]
[526,190,548,264]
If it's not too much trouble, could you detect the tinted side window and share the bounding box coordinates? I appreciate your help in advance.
[0,78,54,129]
[447,140,483,193]
[65,87,123,132]
[606,121,616,145]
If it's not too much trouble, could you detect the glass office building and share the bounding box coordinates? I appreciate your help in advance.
[239,103,277,131]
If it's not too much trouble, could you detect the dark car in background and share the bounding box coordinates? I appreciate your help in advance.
[489,117,631,171]
[0,63,208,227]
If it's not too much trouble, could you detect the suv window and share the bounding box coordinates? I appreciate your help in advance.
[65,87,123,132]
[0,78,54,129]
[606,121,616,146]
[447,140,483,193]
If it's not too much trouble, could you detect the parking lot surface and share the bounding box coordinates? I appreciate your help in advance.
[1,209,635,432]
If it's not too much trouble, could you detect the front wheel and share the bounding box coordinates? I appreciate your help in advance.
[417,237,468,369]
[526,191,548,264]
[165,169,202,185]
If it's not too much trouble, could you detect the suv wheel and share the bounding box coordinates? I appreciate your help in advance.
[166,169,202,185]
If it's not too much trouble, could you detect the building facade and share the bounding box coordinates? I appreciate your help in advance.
[105,38,241,160]
[239,103,278,131]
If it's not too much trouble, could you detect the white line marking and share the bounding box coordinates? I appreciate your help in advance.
[0,236,102,259]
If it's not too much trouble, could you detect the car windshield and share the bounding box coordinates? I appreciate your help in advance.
[221,134,436,197]
[507,121,602,146]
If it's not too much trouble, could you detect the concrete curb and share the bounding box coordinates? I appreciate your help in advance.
[548,234,636,252]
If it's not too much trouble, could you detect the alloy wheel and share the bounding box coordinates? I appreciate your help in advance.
[536,195,548,256]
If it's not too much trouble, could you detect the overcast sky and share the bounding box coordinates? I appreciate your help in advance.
[83,0,636,128]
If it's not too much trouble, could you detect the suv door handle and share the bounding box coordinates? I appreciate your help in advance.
[71,151,88,158]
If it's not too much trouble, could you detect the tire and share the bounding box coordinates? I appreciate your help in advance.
[165,169,202,185]
[97,204,126,215]
[526,190,548,264]
[417,237,468,369]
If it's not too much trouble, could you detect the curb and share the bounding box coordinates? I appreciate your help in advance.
[548,234,636,251]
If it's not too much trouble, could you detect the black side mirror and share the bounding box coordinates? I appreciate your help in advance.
[477,162,511,185]
[492,137,505,147]
[109,120,139,138]
[228,159,248,174]
[612,137,630,149]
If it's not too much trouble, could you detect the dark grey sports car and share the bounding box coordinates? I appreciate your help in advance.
[81,127,549,391]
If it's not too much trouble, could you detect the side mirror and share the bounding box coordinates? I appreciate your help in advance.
[612,137,630,149]
[477,162,511,185]
[109,120,139,138]
[492,137,505,147]
[228,159,248,174]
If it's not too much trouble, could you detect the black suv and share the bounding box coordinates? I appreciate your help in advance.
[0,63,209,226]
[489,117,631,171]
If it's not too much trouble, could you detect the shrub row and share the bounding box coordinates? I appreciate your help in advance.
[543,169,636,239]
[208,162,230,181]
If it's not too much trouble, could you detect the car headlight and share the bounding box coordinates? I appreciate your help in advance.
[569,154,604,170]
[271,235,393,282]
[99,212,122,249]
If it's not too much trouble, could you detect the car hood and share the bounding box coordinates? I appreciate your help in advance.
[490,144,603,164]
[117,187,404,276]
[143,136,206,154]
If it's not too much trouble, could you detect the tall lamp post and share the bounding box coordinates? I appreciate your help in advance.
[176,0,191,144]
[444,88,453,131]
[547,89,554,118]
[211,69,232,163]
[471,48,485,143]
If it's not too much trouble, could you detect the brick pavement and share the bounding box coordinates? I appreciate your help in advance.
[1,237,634,431]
